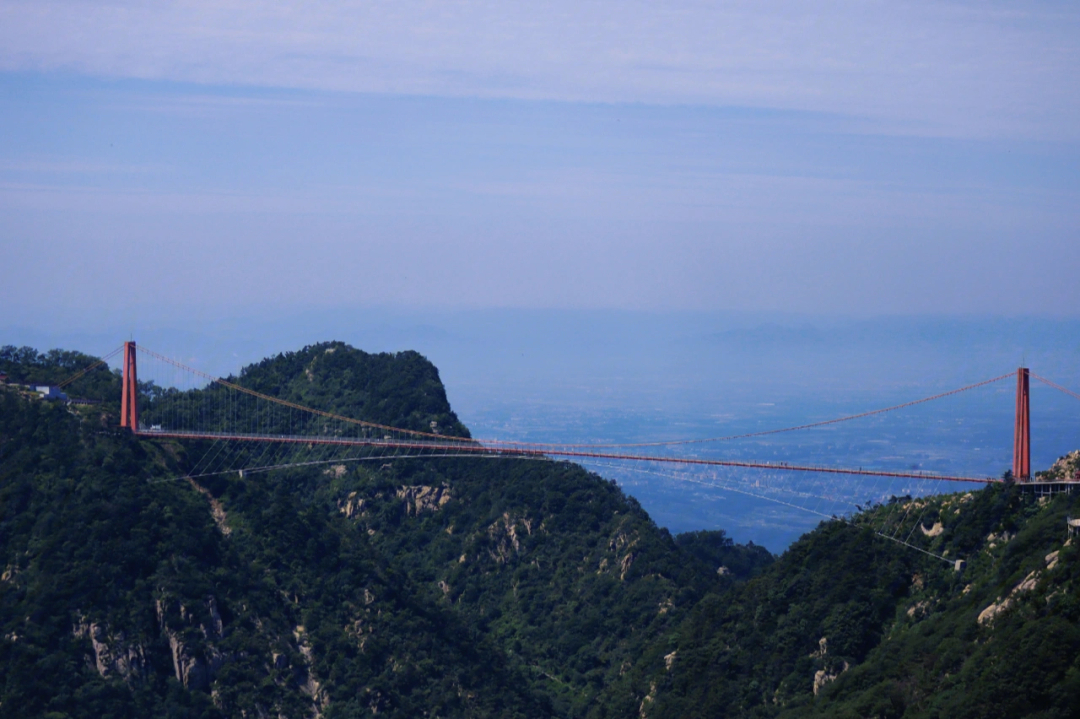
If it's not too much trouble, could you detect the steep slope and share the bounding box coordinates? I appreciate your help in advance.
[0,368,543,718]
[800,486,1080,719]
[318,457,727,717]
[611,485,1080,719]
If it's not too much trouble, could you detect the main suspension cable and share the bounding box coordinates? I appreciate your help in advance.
[137,344,1013,452]
[1032,372,1080,403]
[57,345,124,388]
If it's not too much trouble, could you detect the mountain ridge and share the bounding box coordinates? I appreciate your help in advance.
[1,342,1078,718]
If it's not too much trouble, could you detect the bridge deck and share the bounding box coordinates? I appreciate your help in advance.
[136,429,1004,483]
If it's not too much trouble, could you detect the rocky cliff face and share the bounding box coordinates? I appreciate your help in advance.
[1040,450,1080,481]
[155,596,228,692]
[72,617,149,683]
[396,484,453,515]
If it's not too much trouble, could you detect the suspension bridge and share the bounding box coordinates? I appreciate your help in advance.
[50,340,1080,562]
[57,340,1074,491]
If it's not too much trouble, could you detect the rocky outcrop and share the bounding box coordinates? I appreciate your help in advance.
[72,617,149,682]
[808,635,848,695]
[338,491,368,519]
[487,512,536,564]
[813,661,849,695]
[978,570,1041,625]
[609,529,638,553]
[609,528,640,580]
[344,589,377,654]
[920,522,944,537]
[397,485,452,516]
[342,486,453,520]
[986,530,1015,550]
[346,617,372,653]
[155,595,228,691]
[907,600,931,618]
[293,625,329,717]
[1040,450,1080,481]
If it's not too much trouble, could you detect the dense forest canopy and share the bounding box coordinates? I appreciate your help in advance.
[0,345,121,402]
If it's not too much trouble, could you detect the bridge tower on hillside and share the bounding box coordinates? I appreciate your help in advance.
[120,341,138,430]
[1014,367,1030,481]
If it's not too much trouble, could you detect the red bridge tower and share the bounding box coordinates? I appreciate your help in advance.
[1013,367,1030,481]
[121,341,138,431]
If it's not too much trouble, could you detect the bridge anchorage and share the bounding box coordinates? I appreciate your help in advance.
[102,340,1076,494]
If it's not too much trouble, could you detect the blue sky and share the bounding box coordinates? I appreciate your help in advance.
[1,1,1079,324]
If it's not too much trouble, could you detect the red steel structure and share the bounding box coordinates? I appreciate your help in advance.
[89,341,1080,487]
[128,428,1003,484]
[120,341,138,430]
[1014,367,1031,481]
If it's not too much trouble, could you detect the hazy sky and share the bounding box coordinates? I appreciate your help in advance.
[2,1,1079,323]
[4,5,1079,545]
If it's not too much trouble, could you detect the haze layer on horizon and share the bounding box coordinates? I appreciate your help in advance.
[6,307,1080,551]
[2,1,1079,324]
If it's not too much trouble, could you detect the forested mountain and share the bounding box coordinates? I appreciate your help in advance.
[600,487,1080,718]
[1,343,1078,718]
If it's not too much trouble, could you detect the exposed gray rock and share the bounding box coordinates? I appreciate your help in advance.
[72,616,148,683]
[397,485,452,516]
[155,595,229,690]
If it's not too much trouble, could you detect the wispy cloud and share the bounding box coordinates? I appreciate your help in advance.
[1,1,1078,139]
[0,159,167,174]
